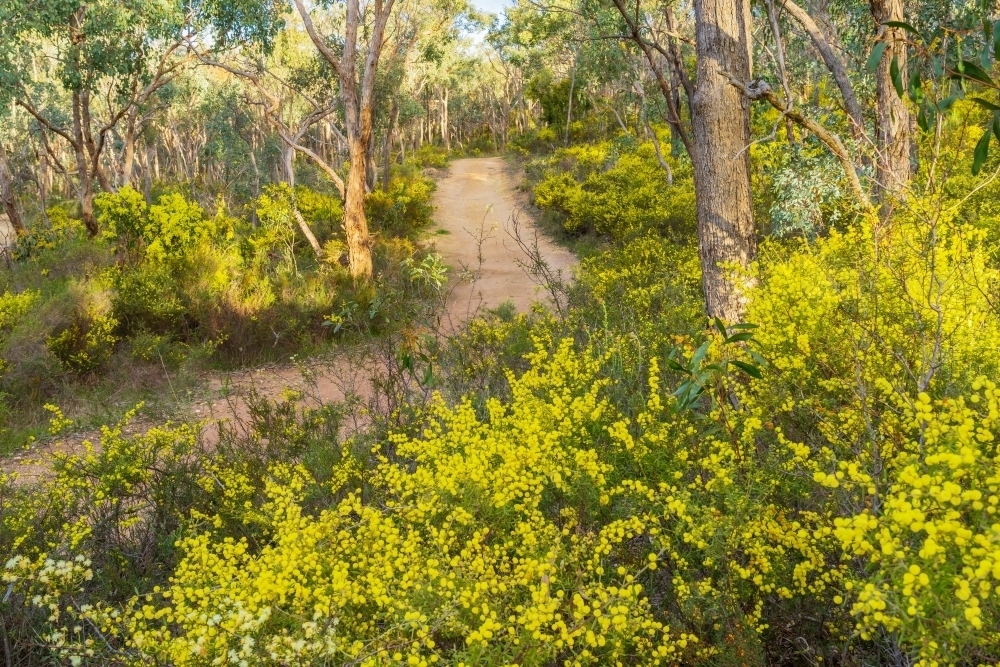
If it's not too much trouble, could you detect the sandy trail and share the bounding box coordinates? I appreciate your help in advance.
[431,157,575,322]
[3,158,575,483]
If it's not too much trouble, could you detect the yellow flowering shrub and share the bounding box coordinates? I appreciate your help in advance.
[108,341,706,665]
[9,132,1000,666]
[530,138,695,241]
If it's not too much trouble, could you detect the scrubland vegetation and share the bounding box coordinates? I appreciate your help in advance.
[4,0,1000,666]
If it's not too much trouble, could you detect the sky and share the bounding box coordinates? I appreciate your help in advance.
[470,0,512,16]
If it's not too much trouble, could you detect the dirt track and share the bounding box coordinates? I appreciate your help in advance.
[430,157,575,322]
[3,157,576,483]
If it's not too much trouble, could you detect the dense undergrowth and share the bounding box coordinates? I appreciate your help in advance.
[4,110,1000,667]
[0,151,445,453]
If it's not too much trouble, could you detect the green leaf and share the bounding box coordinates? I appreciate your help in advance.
[994,20,1000,63]
[993,113,1000,142]
[932,56,944,79]
[883,20,920,36]
[971,97,1000,110]
[748,350,769,367]
[957,60,995,86]
[714,317,727,338]
[973,127,991,175]
[725,332,756,343]
[917,103,933,132]
[866,41,889,74]
[730,360,763,379]
[890,55,904,97]
[663,357,688,373]
[689,341,711,371]
[937,93,959,112]
[908,69,923,103]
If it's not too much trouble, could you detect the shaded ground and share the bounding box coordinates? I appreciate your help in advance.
[3,157,576,483]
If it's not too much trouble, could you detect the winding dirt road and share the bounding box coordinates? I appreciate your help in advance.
[3,158,576,483]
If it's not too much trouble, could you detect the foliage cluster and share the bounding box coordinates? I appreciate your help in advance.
[528,136,695,242]
[0,165,439,450]
[8,189,1000,664]
[8,112,1000,667]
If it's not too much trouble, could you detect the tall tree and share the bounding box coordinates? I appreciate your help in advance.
[870,0,910,204]
[606,0,756,320]
[293,0,397,280]
[690,0,757,321]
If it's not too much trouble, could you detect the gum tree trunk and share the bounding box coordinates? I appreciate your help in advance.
[870,0,910,204]
[0,143,25,237]
[295,0,395,279]
[72,91,99,237]
[691,0,757,321]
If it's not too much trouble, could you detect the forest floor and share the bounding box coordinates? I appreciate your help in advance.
[2,157,576,483]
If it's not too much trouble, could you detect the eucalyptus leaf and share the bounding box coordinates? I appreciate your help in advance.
[866,41,889,74]
[971,97,1000,110]
[973,127,991,175]
[883,20,920,36]
[730,360,763,379]
[890,55,904,97]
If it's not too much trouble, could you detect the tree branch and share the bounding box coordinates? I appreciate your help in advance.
[292,0,343,79]
[775,0,865,138]
[727,76,872,210]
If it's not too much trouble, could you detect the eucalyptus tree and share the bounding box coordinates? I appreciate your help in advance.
[0,141,24,237]
[595,0,755,321]
[0,0,189,236]
[288,0,396,279]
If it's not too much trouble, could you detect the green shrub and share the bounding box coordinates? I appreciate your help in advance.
[530,136,695,242]
[410,144,449,169]
[97,186,149,265]
[295,185,343,242]
[366,171,435,237]
[45,309,118,374]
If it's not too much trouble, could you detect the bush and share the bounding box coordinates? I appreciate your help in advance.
[46,310,119,375]
[13,120,1000,667]
[410,144,449,169]
[366,169,435,237]
[530,136,695,242]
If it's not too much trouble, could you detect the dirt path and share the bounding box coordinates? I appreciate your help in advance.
[3,158,575,483]
[430,157,575,322]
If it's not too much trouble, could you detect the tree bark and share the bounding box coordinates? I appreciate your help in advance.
[383,102,399,192]
[0,143,25,237]
[691,0,757,322]
[764,0,797,144]
[278,134,323,259]
[121,109,139,188]
[345,135,372,276]
[293,0,396,279]
[38,148,52,224]
[71,92,99,236]
[565,48,578,147]
[441,87,451,151]
[143,145,154,203]
[777,0,865,138]
[870,0,910,204]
